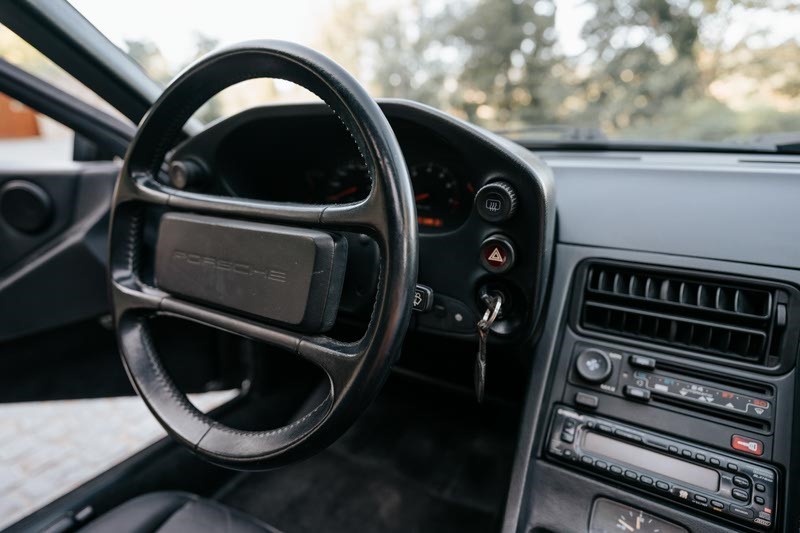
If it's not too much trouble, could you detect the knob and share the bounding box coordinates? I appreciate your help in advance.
[575,348,612,383]
[475,181,518,223]
[168,159,206,189]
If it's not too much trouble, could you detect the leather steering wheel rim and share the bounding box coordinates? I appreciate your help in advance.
[107,40,418,469]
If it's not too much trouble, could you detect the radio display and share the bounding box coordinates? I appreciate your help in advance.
[583,432,720,491]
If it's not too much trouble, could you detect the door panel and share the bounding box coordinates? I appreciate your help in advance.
[0,162,118,341]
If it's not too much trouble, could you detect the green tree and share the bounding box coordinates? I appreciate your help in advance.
[572,0,703,134]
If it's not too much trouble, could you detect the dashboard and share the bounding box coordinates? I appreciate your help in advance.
[165,100,800,533]
[169,101,554,342]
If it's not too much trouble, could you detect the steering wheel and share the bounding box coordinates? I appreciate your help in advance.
[108,41,418,469]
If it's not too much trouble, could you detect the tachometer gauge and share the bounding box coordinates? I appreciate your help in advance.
[318,161,370,203]
[410,162,468,230]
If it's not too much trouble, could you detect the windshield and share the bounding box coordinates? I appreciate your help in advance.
[68,0,800,146]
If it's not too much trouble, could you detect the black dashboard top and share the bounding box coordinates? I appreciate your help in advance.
[544,151,800,270]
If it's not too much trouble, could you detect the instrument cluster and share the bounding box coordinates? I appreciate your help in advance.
[302,159,474,232]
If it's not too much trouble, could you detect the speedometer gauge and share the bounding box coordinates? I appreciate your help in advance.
[410,162,469,230]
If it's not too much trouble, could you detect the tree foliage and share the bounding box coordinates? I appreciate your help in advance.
[320,0,800,141]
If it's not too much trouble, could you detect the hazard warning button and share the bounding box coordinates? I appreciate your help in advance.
[479,235,515,273]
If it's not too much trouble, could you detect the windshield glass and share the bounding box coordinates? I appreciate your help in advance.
[68,0,800,145]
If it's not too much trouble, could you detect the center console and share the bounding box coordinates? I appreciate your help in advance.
[507,250,800,533]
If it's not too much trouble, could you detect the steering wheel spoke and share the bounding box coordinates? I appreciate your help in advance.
[122,173,386,238]
[110,281,165,315]
[158,297,362,388]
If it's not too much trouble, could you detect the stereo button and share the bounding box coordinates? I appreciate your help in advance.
[595,460,608,470]
[639,475,653,485]
[609,465,623,475]
[655,481,669,491]
[731,435,764,456]
[614,429,642,442]
[694,494,708,504]
[646,439,668,451]
[581,455,593,465]
[755,483,766,492]
[710,500,725,511]
[709,457,721,466]
[754,496,765,505]
[733,475,751,489]
[695,453,706,462]
[731,488,750,502]
[729,505,754,519]
[624,470,638,480]
[671,487,692,501]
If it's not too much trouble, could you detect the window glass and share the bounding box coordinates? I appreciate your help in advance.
[0,23,126,120]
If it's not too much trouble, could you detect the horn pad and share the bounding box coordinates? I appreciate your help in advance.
[155,213,347,332]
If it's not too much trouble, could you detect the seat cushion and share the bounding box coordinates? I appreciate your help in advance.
[79,491,281,533]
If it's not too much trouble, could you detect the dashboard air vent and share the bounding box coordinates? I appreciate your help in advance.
[577,262,795,368]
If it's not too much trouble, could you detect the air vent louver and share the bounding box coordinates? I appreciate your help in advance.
[579,263,784,366]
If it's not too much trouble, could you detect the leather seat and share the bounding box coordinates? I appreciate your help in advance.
[79,491,281,533]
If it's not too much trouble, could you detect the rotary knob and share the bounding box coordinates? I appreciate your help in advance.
[575,348,613,384]
[475,181,518,223]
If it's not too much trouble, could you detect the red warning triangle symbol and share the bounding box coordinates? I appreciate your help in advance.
[488,247,505,263]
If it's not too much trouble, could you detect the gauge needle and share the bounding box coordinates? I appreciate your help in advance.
[617,519,635,532]
[415,192,430,201]
[325,186,359,201]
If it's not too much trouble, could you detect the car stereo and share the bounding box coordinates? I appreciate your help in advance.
[546,407,778,531]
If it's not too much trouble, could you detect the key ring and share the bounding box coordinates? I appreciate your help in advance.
[479,297,502,331]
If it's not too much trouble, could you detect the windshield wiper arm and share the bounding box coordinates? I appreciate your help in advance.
[726,132,800,154]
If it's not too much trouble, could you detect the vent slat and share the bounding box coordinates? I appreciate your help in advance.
[581,263,777,365]
[698,284,714,309]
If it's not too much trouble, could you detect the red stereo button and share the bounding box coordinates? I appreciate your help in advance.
[731,435,764,456]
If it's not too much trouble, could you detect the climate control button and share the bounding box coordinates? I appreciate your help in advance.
[475,181,518,223]
[575,348,613,383]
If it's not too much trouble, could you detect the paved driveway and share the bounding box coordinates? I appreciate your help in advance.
[0,390,237,529]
